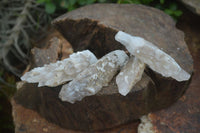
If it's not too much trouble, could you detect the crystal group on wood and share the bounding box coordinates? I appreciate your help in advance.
[116,56,145,96]
[115,31,191,82]
[21,31,191,103]
[59,50,129,103]
[21,50,97,87]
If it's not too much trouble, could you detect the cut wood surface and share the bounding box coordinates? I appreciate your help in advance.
[14,4,193,131]
[147,9,200,133]
[12,99,139,133]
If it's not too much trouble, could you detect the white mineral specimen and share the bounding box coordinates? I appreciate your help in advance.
[115,31,191,81]
[116,56,145,96]
[59,50,129,103]
[138,115,155,133]
[21,50,98,87]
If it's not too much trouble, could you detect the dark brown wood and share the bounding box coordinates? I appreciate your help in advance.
[14,4,193,131]
[30,29,73,69]
[12,99,139,133]
[52,4,193,72]
[148,9,200,133]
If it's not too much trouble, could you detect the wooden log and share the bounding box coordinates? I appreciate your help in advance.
[14,4,193,131]
[30,29,73,68]
[144,9,200,133]
[12,98,139,133]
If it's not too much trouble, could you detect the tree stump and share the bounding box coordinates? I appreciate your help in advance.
[14,4,193,131]
[140,9,200,133]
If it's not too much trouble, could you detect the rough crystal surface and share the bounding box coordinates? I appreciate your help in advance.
[59,50,129,103]
[115,31,191,81]
[21,50,97,87]
[116,56,145,96]
[138,115,154,133]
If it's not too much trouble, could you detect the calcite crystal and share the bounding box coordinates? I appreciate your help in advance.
[116,56,145,96]
[21,50,97,87]
[59,50,129,103]
[115,31,191,81]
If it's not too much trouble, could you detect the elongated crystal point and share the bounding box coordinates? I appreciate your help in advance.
[59,50,129,103]
[116,56,145,96]
[115,31,191,81]
[21,50,98,87]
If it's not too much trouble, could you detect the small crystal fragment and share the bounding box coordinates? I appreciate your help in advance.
[115,31,191,81]
[21,50,98,87]
[138,115,154,133]
[59,50,129,103]
[116,56,145,96]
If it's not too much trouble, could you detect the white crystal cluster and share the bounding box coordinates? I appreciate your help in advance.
[116,56,145,96]
[115,31,191,82]
[21,31,191,103]
[21,50,97,87]
[59,50,128,103]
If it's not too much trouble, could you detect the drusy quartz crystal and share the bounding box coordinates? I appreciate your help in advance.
[59,50,129,103]
[21,50,97,87]
[116,56,145,96]
[115,31,191,82]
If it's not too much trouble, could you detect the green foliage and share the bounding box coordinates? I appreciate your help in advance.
[45,2,56,14]
[117,0,182,20]
[163,3,183,20]
[160,0,164,4]
[36,0,182,21]
[36,0,109,13]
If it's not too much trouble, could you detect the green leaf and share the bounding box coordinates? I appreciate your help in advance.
[78,0,95,5]
[122,0,141,4]
[174,10,183,17]
[86,0,96,4]
[77,0,87,5]
[69,0,77,6]
[98,0,107,3]
[160,0,164,4]
[45,2,56,14]
[68,5,76,11]
[60,0,69,8]
[117,0,122,3]
[164,9,173,15]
